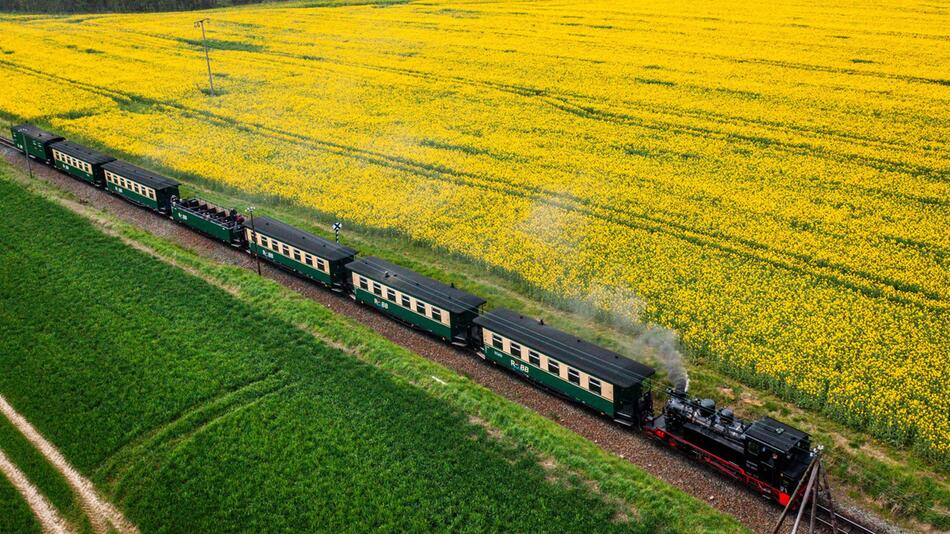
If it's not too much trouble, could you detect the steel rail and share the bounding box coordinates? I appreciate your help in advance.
[812,503,880,534]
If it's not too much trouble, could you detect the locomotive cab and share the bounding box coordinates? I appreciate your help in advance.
[744,417,811,497]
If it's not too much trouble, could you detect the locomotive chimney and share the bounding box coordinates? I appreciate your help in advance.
[674,377,689,394]
[719,408,734,424]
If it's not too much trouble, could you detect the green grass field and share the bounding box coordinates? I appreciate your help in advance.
[0,166,745,533]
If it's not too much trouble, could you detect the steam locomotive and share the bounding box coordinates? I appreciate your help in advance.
[8,123,814,508]
[646,387,812,506]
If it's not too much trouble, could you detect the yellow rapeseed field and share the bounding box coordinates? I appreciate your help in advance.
[0,0,947,457]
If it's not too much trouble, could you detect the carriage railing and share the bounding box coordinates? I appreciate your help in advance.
[171,197,244,229]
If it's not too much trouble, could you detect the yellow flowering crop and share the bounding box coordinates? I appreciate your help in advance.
[0,0,947,457]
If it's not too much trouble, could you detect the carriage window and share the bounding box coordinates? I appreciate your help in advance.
[317,259,326,271]
[491,333,504,350]
[415,302,426,314]
[293,251,301,261]
[528,350,541,366]
[431,309,442,322]
[386,289,396,301]
[358,277,368,290]
[567,368,580,385]
[305,255,313,266]
[401,295,411,308]
[282,245,290,256]
[509,342,522,359]
[588,377,602,395]
[547,361,560,375]
[373,283,382,296]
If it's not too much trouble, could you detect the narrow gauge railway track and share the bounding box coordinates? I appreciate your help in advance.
[814,504,881,534]
[0,136,888,534]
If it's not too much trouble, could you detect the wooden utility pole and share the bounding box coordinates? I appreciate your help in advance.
[194,18,215,96]
[770,447,840,534]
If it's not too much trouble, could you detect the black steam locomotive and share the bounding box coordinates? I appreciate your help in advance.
[646,387,812,506]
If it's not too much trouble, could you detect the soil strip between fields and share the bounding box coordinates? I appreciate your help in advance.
[0,447,75,534]
[0,395,139,534]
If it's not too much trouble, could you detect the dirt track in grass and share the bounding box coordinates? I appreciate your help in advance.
[0,395,139,534]
[0,447,74,534]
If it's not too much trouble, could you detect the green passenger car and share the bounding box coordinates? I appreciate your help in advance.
[346,257,486,343]
[474,309,655,425]
[171,197,245,246]
[245,215,356,289]
[10,124,63,164]
[102,160,180,214]
[48,140,115,185]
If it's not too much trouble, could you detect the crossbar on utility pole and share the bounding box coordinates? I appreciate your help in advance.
[194,18,215,96]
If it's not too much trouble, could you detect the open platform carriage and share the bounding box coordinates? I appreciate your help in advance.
[171,197,245,246]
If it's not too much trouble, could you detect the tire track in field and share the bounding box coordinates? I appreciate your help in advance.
[0,448,75,534]
[0,59,946,309]
[199,22,945,170]
[97,373,293,489]
[182,27,949,173]
[0,395,139,534]
[41,19,943,175]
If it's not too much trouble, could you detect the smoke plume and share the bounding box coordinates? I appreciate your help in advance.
[565,282,689,392]
[634,325,688,392]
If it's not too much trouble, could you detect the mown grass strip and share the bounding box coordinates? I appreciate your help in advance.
[0,167,747,533]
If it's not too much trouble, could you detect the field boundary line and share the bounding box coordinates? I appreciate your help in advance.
[0,395,139,534]
[0,447,76,534]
